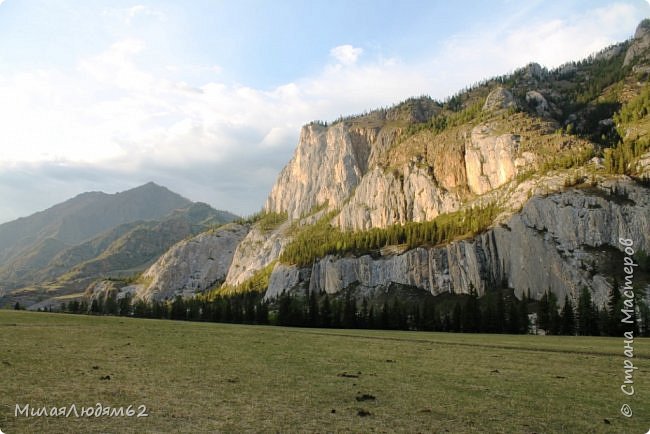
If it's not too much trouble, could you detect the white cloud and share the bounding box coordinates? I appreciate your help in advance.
[427,3,642,97]
[129,5,166,23]
[102,5,166,25]
[330,45,363,65]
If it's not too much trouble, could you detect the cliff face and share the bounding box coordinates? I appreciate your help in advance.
[158,24,649,306]
[624,19,650,69]
[264,123,375,219]
[335,164,461,230]
[268,101,569,232]
[223,222,291,286]
[465,124,520,195]
[137,223,248,301]
[266,179,650,306]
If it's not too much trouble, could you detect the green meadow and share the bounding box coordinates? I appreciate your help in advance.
[0,310,648,433]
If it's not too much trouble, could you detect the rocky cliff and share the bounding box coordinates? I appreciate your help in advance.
[266,179,650,306]
[264,122,374,219]
[137,223,248,300]
[223,222,291,286]
[237,25,650,308]
[624,19,650,70]
[272,102,584,232]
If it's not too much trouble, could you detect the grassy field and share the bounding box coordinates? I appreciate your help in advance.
[0,310,648,433]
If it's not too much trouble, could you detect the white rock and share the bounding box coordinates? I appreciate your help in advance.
[137,223,248,300]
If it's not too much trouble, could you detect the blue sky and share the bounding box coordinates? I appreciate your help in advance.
[0,0,648,222]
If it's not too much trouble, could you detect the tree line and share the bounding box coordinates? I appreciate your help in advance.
[60,292,270,324]
[280,203,500,267]
[53,280,648,337]
[605,83,650,175]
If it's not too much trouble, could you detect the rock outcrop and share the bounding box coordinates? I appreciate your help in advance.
[335,164,461,230]
[224,222,291,286]
[465,124,519,195]
[522,63,546,82]
[483,87,516,111]
[264,101,584,235]
[525,91,552,117]
[266,179,650,307]
[264,123,373,219]
[624,19,650,67]
[137,223,248,300]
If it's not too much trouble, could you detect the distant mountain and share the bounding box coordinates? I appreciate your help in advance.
[0,182,191,265]
[0,183,238,308]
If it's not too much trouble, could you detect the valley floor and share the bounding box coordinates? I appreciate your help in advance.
[0,311,648,433]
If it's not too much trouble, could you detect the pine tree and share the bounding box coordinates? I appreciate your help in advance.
[495,291,506,333]
[422,297,436,331]
[255,301,269,324]
[105,294,118,315]
[367,305,376,329]
[548,291,561,335]
[508,297,520,334]
[381,301,390,329]
[118,294,132,317]
[519,297,529,334]
[464,285,480,332]
[211,299,223,322]
[607,279,622,336]
[392,298,407,330]
[151,300,166,319]
[560,295,576,335]
[482,296,496,333]
[451,303,462,332]
[359,298,369,329]
[278,293,291,326]
[577,287,594,335]
[589,303,601,336]
[170,296,186,320]
[411,305,422,330]
[538,291,550,331]
[244,294,256,323]
[231,297,244,323]
[330,299,341,328]
[68,300,80,314]
[442,313,451,332]
[287,295,304,326]
[224,298,233,322]
[308,290,320,327]
[640,301,650,337]
[320,294,332,328]
[90,298,102,315]
[343,291,357,328]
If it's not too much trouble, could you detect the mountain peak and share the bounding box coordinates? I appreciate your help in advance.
[634,18,650,39]
[142,181,161,188]
[130,181,166,192]
[624,19,650,67]
[0,183,195,266]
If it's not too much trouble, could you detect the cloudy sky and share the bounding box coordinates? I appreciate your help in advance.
[0,0,648,223]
